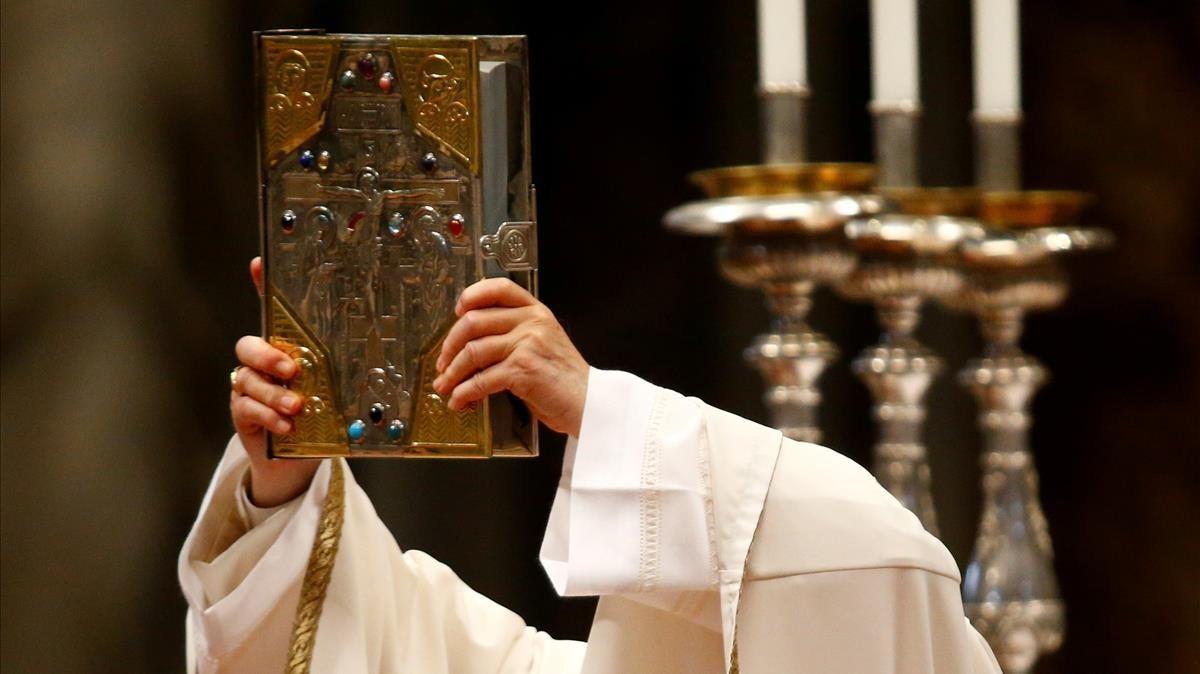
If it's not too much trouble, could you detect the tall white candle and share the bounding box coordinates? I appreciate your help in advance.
[757,0,807,89]
[972,0,1021,114]
[869,0,919,107]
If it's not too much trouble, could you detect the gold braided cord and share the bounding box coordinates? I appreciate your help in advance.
[285,460,346,674]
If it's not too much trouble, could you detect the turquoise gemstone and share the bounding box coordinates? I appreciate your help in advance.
[348,420,366,442]
[387,420,406,441]
[339,69,356,90]
[387,212,405,237]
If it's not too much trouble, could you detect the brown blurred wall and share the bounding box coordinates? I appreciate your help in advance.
[2,0,1197,672]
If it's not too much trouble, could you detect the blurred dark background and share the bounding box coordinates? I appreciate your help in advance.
[2,0,1197,672]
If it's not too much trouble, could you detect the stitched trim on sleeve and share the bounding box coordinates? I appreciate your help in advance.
[636,388,669,592]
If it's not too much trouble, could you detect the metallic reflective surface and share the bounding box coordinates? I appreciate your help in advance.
[844,213,987,256]
[839,213,980,534]
[958,225,1115,267]
[979,190,1091,229]
[879,186,982,217]
[257,32,537,459]
[666,171,880,443]
[945,218,1113,673]
[759,87,809,165]
[687,162,877,199]
[973,115,1022,192]
[870,105,920,188]
[719,231,855,443]
[664,192,885,236]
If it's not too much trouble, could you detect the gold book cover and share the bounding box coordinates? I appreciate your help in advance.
[255,31,537,459]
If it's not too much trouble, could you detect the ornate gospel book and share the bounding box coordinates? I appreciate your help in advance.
[255,31,537,459]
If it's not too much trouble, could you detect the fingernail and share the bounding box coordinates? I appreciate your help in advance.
[432,377,444,394]
[275,419,292,434]
[282,394,299,411]
[278,360,296,378]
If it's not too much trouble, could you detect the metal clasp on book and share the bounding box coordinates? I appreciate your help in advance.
[480,221,537,271]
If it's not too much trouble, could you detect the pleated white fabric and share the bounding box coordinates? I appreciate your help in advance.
[179,367,1000,673]
[179,438,585,673]
[546,369,1000,673]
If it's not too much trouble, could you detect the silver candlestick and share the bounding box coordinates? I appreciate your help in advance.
[665,164,883,442]
[945,191,1113,674]
[664,83,886,442]
[840,189,984,534]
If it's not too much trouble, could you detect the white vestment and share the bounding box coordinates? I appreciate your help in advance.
[180,368,1000,673]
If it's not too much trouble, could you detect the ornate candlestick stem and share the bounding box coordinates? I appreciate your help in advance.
[841,201,982,532]
[740,278,836,443]
[856,296,941,533]
[948,192,1113,673]
[957,279,1061,674]
[718,231,854,443]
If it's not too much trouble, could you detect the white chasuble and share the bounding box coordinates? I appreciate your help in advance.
[180,368,999,673]
[542,369,999,673]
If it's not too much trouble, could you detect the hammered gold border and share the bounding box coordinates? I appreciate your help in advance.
[260,36,339,168]
[267,290,347,457]
[390,36,481,175]
[285,460,346,674]
[407,328,491,457]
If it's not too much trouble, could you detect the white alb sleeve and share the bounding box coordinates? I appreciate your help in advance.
[539,367,718,599]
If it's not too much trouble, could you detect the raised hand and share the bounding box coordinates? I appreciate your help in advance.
[432,278,590,437]
[229,257,320,507]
